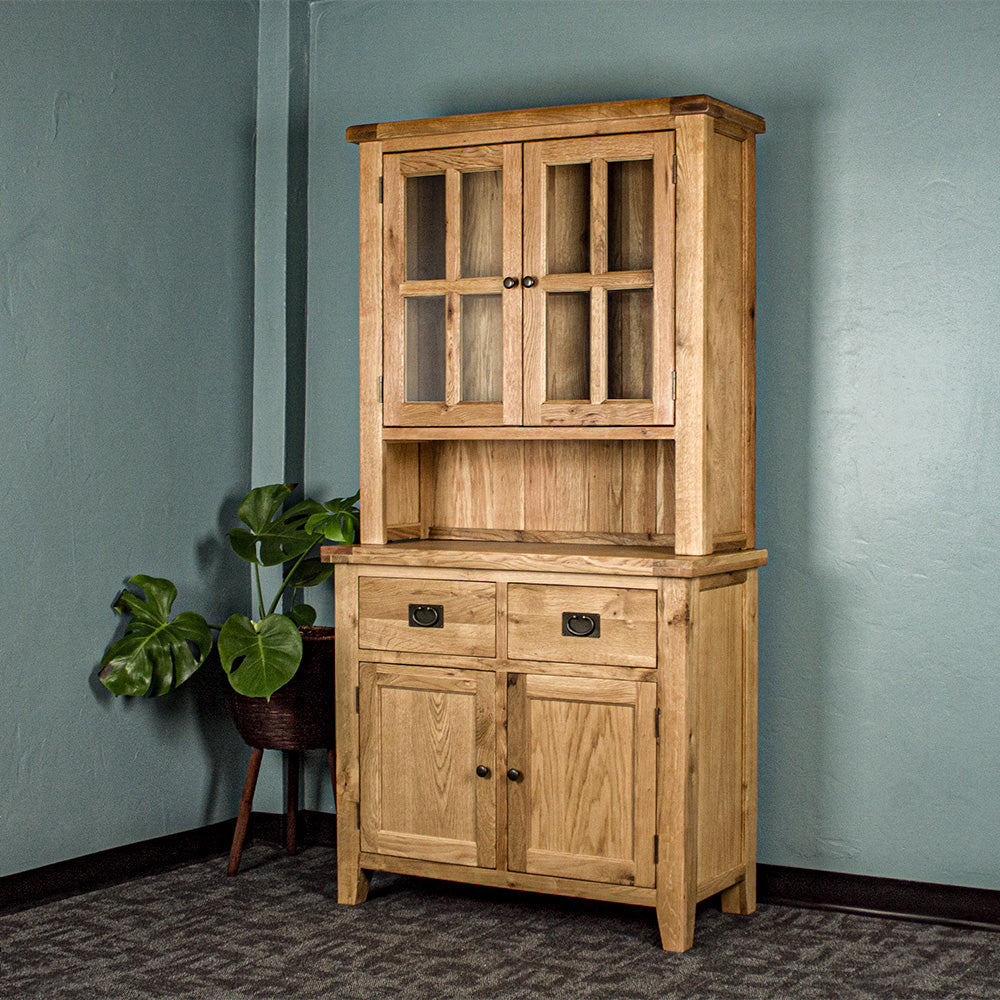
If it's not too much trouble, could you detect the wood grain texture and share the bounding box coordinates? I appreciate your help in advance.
[507,583,657,668]
[358,577,497,657]
[346,96,764,145]
[507,673,656,887]
[360,663,496,868]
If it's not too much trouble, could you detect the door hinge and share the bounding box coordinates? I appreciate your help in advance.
[671,370,677,401]
[654,834,659,864]
[378,176,384,203]
[355,685,360,713]
[378,375,383,404]
[356,802,361,829]
[671,152,678,186]
[654,707,660,739]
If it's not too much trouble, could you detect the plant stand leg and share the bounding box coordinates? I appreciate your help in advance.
[285,750,299,856]
[228,746,264,876]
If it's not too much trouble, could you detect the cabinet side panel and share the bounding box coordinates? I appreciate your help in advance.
[358,142,386,543]
[705,130,751,545]
[694,580,745,885]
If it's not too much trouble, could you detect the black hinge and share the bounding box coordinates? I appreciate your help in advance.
[378,176,383,203]
[356,802,361,829]
[355,685,360,713]
[654,834,659,864]
[654,707,660,739]
[672,152,678,186]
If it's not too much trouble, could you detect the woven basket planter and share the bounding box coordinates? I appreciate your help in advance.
[225,626,336,750]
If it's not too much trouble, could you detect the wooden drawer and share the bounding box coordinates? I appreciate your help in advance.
[358,577,496,657]
[506,584,656,668]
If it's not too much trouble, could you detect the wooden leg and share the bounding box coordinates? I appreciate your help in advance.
[228,746,264,876]
[285,750,299,856]
[721,865,757,915]
[336,801,370,904]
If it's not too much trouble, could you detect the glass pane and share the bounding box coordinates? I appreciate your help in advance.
[461,295,503,402]
[608,289,653,399]
[461,170,502,278]
[546,163,590,274]
[405,174,445,280]
[608,160,653,272]
[546,292,589,401]
[405,297,446,401]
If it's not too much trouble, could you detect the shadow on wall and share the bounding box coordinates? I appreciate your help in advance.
[87,490,252,829]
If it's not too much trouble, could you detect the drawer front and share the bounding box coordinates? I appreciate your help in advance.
[506,584,656,668]
[358,577,496,657]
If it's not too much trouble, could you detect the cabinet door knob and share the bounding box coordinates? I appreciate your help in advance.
[522,275,537,288]
[502,276,519,289]
[476,765,491,778]
[506,768,522,782]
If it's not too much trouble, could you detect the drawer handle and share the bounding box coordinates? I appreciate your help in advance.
[408,604,443,628]
[562,612,600,638]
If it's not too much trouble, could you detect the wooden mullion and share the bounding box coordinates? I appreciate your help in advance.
[445,168,462,407]
[502,142,524,425]
[590,287,608,405]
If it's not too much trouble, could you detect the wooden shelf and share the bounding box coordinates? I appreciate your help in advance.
[381,424,676,441]
[321,539,767,578]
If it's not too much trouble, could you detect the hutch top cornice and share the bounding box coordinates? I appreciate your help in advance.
[346,95,765,146]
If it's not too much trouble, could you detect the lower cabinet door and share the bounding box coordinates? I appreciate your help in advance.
[506,673,657,887]
[359,662,496,868]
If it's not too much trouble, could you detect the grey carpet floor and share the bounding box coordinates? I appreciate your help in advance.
[1,844,998,1000]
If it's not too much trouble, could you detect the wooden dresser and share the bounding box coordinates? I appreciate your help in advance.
[322,96,766,951]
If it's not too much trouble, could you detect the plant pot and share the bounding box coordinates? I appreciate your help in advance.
[225,626,336,750]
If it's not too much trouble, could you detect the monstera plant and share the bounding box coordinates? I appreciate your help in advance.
[99,483,359,701]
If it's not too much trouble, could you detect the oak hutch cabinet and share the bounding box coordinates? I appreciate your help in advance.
[322,96,766,951]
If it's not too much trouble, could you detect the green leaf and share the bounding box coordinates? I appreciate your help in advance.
[288,604,317,627]
[287,557,334,590]
[99,576,213,697]
[229,485,326,568]
[304,491,360,545]
[217,613,303,699]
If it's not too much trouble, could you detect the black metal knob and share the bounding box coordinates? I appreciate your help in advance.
[522,275,537,288]
[507,768,522,782]
[476,765,490,778]
[503,276,519,289]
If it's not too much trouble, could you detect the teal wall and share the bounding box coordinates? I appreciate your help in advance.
[305,1,1000,889]
[1,1,259,875]
[4,0,999,891]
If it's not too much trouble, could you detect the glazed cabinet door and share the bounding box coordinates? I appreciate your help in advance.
[522,132,676,426]
[359,662,497,867]
[506,673,657,886]
[382,145,523,426]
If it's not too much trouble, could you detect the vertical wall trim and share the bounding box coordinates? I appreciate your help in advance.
[252,0,291,491]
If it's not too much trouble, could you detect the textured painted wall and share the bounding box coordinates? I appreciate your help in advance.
[0,1,259,875]
[305,1,1000,887]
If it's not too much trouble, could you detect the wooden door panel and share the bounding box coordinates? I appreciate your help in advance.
[360,663,496,868]
[507,673,656,886]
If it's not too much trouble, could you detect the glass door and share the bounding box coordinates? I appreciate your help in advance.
[382,145,522,426]
[522,133,675,425]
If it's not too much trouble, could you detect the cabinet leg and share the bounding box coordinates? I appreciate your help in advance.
[655,897,696,953]
[228,746,264,876]
[721,864,757,915]
[336,803,370,904]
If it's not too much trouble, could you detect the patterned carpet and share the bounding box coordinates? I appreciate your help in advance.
[2,844,998,999]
